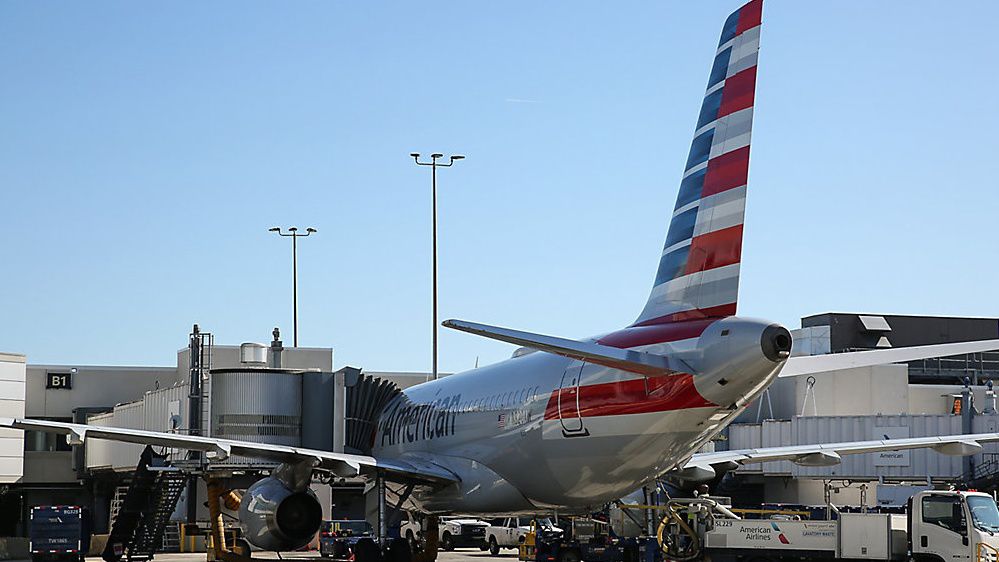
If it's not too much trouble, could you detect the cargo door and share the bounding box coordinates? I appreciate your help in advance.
[558,361,589,436]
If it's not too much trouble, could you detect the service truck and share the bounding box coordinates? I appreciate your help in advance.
[488,517,563,555]
[528,491,999,562]
[664,490,999,562]
[29,506,90,562]
[401,516,489,551]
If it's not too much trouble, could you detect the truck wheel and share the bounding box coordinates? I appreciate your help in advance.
[489,537,500,556]
[441,532,454,551]
[354,538,381,562]
[406,530,421,552]
[386,538,412,562]
[332,540,350,560]
[559,550,580,562]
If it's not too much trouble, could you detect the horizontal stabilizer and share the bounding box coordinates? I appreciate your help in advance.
[443,319,682,376]
[779,339,999,378]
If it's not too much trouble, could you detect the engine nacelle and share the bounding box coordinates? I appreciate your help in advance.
[239,476,323,551]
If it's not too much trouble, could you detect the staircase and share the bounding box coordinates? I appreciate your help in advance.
[160,523,181,553]
[964,452,999,493]
[108,486,129,530]
[103,446,188,562]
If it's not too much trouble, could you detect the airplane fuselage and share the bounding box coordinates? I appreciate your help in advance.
[372,316,788,512]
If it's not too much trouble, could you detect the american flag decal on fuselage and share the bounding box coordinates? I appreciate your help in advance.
[636,0,762,326]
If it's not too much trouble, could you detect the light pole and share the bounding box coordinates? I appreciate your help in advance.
[268,226,317,347]
[410,152,464,381]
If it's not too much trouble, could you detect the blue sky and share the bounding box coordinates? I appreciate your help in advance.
[2,1,997,372]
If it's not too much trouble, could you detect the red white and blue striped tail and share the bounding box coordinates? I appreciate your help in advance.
[635,0,762,326]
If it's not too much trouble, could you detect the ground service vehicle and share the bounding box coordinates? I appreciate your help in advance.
[401,517,488,551]
[663,490,999,562]
[439,518,488,551]
[320,520,380,561]
[527,518,652,562]
[29,506,89,562]
[488,518,563,555]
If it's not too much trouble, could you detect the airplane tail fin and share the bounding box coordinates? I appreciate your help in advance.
[635,0,762,326]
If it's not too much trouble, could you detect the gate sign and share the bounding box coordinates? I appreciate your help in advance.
[873,426,910,466]
[45,371,72,390]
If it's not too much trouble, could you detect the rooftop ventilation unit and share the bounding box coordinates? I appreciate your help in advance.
[240,343,267,365]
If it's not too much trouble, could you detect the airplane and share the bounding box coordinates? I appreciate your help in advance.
[5,0,999,558]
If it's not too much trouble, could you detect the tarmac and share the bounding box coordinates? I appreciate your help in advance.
[68,550,520,562]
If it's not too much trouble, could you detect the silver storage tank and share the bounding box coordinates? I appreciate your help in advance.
[210,368,304,467]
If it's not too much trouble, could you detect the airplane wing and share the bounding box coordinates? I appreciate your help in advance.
[443,319,681,376]
[684,432,999,476]
[780,339,999,378]
[0,417,457,484]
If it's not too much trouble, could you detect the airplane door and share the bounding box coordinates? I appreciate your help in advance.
[558,361,589,436]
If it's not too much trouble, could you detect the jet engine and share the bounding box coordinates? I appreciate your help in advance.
[239,475,323,551]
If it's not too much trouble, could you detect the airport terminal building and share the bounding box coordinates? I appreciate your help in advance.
[0,313,997,545]
[0,327,435,543]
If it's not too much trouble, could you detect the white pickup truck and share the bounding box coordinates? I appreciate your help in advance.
[485,517,561,556]
[401,516,489,551]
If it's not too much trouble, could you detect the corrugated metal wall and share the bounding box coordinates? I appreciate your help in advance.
[86,384,191,471]
[85,412,114,471]
[143,384,189,433]
[109,402,145,470]
[85,371,311,472]
[143,383,190,462]
[211,370,302,468]
[211,371,302,446]
[728,414,999,480]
